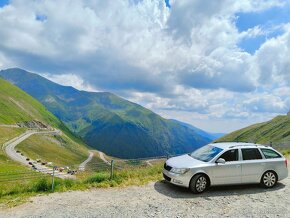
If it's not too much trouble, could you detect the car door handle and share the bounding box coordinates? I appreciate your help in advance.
[236,165,241,167]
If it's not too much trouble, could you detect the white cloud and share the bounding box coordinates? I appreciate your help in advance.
[0,0,290,132]
[41,73,97,92]
[243,94,286,113]
[254,24,290,85]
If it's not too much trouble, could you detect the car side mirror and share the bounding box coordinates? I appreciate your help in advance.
[216,158,226,164]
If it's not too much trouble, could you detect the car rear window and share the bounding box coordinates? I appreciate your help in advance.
[242,148,262,160]
[261,148,281,159]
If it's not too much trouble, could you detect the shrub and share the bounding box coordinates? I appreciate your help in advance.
[33,178,51,192]
[86,173,109,184]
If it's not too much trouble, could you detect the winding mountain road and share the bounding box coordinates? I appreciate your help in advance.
[0,124,20,128]
[79,151,94,171]
[98,151,110,165]
[4,130,57,165]
[3,129,74,179]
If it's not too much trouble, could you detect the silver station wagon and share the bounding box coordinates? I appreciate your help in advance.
[163,142,288,193]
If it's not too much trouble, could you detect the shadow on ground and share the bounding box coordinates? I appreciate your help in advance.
[154,180,286,199]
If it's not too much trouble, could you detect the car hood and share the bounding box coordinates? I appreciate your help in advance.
[166,154,205,168]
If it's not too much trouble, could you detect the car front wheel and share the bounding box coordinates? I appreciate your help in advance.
[189,174,208,193]
[261,171,277,188]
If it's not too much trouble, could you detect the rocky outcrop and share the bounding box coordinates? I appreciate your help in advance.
[17,120,51,129]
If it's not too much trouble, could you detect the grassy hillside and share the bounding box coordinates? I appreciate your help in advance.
[0,77,85,144]
[216,115,290,151]
[0,68,211,158]
[0,127,42,205]
[0,127,27,173]
[0,78,60,125]
[0,78,89,168]
[0,127,25,146]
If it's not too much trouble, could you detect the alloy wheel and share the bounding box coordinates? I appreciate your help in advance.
[196,176,207,192]
[263,172,276,187]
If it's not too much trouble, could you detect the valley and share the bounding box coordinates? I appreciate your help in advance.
[1,1,289,217]
[0,68,218,158]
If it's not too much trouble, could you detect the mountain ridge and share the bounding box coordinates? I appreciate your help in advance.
[0,68,212,158]
[170,119,225,140]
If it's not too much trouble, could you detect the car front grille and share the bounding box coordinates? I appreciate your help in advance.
[164,163,172,171]
[163,173,171,182]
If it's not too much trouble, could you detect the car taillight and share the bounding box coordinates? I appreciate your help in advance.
[285,159,288,168]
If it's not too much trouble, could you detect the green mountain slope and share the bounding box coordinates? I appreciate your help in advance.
[0,77,62,126]
[0,68,211,158]
[0,77,88,166]
[216,115,290,146]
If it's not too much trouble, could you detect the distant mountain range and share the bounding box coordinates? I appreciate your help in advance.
[216,114,290,147]
[170,119,224,140]
[0,68,219,158]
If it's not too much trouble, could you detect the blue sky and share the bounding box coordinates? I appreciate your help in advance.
[0,0,290,133]
[0,0,9,8]
[236,4,290,54]
[165,0,170,8]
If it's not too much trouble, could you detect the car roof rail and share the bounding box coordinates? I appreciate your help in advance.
[213,141,250,143]
[229,143,269,148]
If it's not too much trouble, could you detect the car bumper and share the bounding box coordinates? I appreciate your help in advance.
[162,169,190,188]
[278,168,288,181]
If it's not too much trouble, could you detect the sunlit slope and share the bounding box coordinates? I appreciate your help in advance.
[0,78,62,125]
[0,78,89,167]
[216,115,290,144]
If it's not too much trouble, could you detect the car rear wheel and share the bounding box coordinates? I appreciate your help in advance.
[261,171,277,188]
[189,174,208,193]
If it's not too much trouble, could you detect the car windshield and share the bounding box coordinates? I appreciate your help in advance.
[190,144,223,162]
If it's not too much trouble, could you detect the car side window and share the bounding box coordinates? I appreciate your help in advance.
[219,149,238,162]
[242,148,262,160]
[261,148,281,159]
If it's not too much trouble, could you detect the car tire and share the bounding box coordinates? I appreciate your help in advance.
[261,171,277,188]
[189,174,208,194]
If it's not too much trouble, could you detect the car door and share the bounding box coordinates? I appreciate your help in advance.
[240,148,265,183]
[211,149,242,185]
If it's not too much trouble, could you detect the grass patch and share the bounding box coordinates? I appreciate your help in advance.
[85,172,109,184]
[0,162,164,209]
[0,127,32,175]
[282,149,290,156]
[0,127,25,145]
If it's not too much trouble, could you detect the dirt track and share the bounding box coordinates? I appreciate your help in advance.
[0,171,289,218]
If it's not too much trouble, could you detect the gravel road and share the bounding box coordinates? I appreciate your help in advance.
[79,151,94,171]
[3,129,74,179]
[98,151,111,165]
[1,166,289,218]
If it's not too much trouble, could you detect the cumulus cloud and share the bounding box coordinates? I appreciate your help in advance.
[254,24,290,85]
[0,0,290,132]
[243,95,286,113]
[41,73,97,92]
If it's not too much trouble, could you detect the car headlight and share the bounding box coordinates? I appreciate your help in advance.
[170,168,189,174]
